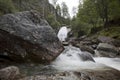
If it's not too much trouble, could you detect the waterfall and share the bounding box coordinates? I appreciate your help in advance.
[57,26,70,42]
[56,27,120,71]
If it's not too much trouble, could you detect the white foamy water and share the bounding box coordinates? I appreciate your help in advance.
[94,57,120,71]
[57,26,68,42]
[51,45,120,71]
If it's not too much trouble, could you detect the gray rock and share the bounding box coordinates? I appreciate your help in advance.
[95,43,119,57]
[0,11,64,63]
[74,69,120,80]
[0,66,21,80]
[19,72,79,80]
[77,44,95,54]
[79,52,95,62]
[97,36,114,43]
[19,69,120,80]
[98,36,120,47]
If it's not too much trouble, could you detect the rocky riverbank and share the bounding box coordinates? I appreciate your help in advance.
[0,66,120,80]
[68,36,120,58]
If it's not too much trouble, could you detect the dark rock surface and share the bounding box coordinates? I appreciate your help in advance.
[95,43,119,57]
[0,11,64,63]
[79,45,95,55]
[69,36,99,55]
[62,42,69,46]
[70,36,120,57]
[79,52,95,62]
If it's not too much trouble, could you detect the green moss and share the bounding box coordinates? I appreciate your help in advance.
[0,11,3,16]
[99,26,120,39]
[0,0,17,14]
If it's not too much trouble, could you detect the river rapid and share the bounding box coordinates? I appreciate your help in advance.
[17,45,120,76]
[51,45,120,71]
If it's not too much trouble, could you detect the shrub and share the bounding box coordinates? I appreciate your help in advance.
[0,0,16,14]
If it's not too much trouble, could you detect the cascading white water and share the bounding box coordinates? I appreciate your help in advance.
[57,26,69,42]
[51,45,120,71]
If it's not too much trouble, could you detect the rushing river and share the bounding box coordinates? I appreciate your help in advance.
[51,45,120,71]
[17,45,120,76]
[56,26,120,71]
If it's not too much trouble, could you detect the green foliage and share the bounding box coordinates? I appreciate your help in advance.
[0,0,16,15]
[56,4,61,16]
[71,17,90,37]
[99,26,120,39]
[71,0,120,37]
[109,0,120,20]
[47,13,60,29]
[71,0,98,36]
[61,2,70,18]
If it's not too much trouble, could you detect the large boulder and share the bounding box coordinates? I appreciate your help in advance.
[0,11,64,63]
[95,43,119,57]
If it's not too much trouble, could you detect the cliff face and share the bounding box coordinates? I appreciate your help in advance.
[0,0,56,22]
[0,0,69,29]
[12,0,55,17]
[0,0,54,14]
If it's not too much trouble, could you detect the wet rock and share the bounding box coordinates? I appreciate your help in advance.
[78,52,95,62]
[95,43,119,57]
[62,42,69,46]
[0,66,21,80]
[91,44,98,49]
[0,11,64,63]
[75,69,120,80]
[79,45,95,55]
[19,69,120,80]
[70,37,98,54]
